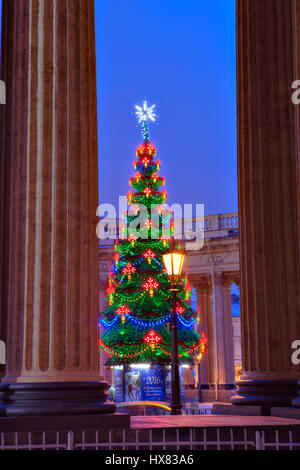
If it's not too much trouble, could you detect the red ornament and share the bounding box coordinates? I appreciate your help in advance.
[116,304,130,324]
[144,330,161,351]
[135,172,142,182]
[176,303,185,314]
[106,279,116,306]
[160,233,170,247]
[142,157,150,168]
[144,219,153,228]
[127,190,133,204]
[128,233,138,246]
[143,277,159,297]
[106,282,115,295]
[122,263,136,281]
[143,187,152,198]
[184,278,192,300]
[136,142,156,157]
[143,249,156,264]
[196,332,208,361]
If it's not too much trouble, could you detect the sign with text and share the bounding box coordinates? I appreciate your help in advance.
[141,365,165,401]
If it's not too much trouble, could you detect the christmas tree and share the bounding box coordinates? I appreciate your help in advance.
[99,101,207,367]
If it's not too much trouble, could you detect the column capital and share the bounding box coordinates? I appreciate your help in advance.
[222,272,240,288]
[192,276,212,296]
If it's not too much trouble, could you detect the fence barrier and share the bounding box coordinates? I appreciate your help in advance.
[0,427,299,451]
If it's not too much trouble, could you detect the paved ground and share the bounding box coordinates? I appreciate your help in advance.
[131,414,300,428]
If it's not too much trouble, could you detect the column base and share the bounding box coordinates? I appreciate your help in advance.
[231,379,298,407]
[292,381,300,408]
[0,381,116,417]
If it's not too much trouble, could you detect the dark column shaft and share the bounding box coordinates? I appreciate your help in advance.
[233,0,300,406]
[0,0,100,383]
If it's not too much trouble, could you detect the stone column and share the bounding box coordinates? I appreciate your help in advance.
[194,277,213,388]
[99,279,111,384]
[233,0,300,407]
[213,273,235,390]
[223,273,236,386]
[0,0,115,416]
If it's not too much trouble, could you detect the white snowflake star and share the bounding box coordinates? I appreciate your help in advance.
[135,100,156,123]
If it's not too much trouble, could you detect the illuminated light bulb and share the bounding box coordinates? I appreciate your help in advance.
[143,187,152,198]
[133,160,137,169]
[151,173,158,183]
[144,330,161,351]
[176,303,184,314]
[144,219,152,229]
[184,279,192,300]
[157,204,164,216]
[143,277,159,297]
[114,252,120,266]
[143,249,155,265]
[196,332,208,362]
[128,233,138,247]
[106,278,116,306]
[116,305,130,325]
[127,191,133,204]
[142,158,149,168]
[122,263,136,282]
[160,233,170,248]
[135,172,142,182]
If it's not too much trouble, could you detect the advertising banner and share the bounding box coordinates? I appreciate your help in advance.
[115,368,125,403]
[141,365,165,401]
[125,368,141,402]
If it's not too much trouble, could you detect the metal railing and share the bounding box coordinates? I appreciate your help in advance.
[0,427,299,451]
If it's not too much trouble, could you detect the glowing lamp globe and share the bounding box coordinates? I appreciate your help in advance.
[163,245,186,287]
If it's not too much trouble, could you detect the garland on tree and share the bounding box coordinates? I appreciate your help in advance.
[99,101,207,365]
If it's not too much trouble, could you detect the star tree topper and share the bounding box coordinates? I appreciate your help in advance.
[135,100,156,142]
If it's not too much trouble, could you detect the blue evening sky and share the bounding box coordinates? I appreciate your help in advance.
[0,0,237,216]
[95,0,237,215]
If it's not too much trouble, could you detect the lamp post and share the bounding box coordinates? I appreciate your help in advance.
[163,240,186,416]
[198,361,202,403]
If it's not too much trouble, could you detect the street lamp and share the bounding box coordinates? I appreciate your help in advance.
[163,240,186,415]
